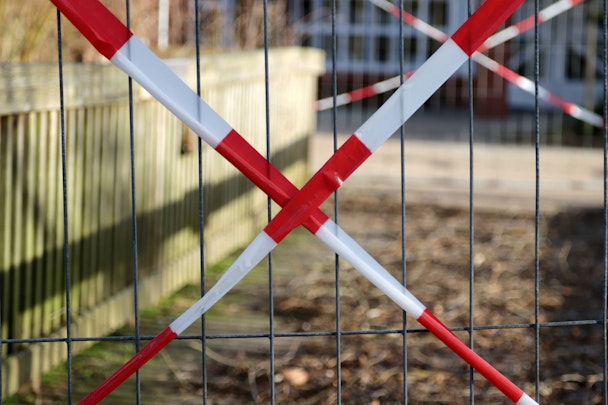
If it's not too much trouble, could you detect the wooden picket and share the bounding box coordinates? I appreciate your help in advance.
[0,47,324,396]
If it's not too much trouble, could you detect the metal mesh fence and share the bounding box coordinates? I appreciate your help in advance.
[1,0,607,404]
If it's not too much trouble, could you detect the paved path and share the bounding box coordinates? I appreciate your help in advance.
[311,132,604,212]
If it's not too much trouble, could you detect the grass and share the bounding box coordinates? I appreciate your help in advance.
[3,247,249,404]
[3,233,311,404]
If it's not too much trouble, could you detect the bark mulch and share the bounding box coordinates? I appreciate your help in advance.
[11,190,605,404]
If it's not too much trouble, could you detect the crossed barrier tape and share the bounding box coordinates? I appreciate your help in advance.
[50,0,536,403]
[316,0,584,109]
[316,0,603,129]
[371,0,604,128]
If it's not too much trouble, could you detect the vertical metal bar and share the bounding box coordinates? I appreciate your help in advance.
[193,0,208,402]
[124,1,141,403]
[533,0,541,402]
[330,0,342,401]
[397,0,408,402]
[467,0,475,402]
[56,10,73,405]
[603,0,608,403]
[262,0,276,402]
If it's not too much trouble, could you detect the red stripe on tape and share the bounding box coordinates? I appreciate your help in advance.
[264,136,372,242]
[451,0,524,56]
[79,327,177,404]
[348,85,383,103]
[492,61,523,85]
[513,15,536,34]
[387,3,419,27]
[546,93,575,115]
[416,310,524,403]
[216,130,329,232]
[51,0,132,60]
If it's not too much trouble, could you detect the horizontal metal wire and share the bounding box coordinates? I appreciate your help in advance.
[3,318,603,346]
[2,2,607,404]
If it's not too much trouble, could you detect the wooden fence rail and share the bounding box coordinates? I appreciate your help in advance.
[0,47,324,396]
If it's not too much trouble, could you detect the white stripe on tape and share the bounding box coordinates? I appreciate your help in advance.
[372,76,402,94]
[355,39,468,153]
[169,231,277,334]
[540,0,579,22]
[483,26,522,49]
[315,220,426,318]
[516,393,538,405]
[112,36,233,149]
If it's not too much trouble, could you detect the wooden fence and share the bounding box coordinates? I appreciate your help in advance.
[0,47,325,396]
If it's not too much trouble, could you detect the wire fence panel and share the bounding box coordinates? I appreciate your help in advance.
[0,47,322,399]
[1,0,607,404]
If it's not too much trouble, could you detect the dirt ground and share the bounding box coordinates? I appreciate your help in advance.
[190,191,604,405]
[11,189,606,404]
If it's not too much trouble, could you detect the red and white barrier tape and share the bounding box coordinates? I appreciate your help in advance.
[372,0,586,52]
[473,52,603,127]
[318,0,587,111]
[318,0,602,129]
[51,0,535,404]
[216,2,534,403]
[315,72,413,111]
[480,0,586,51]
[370,0,603,128]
